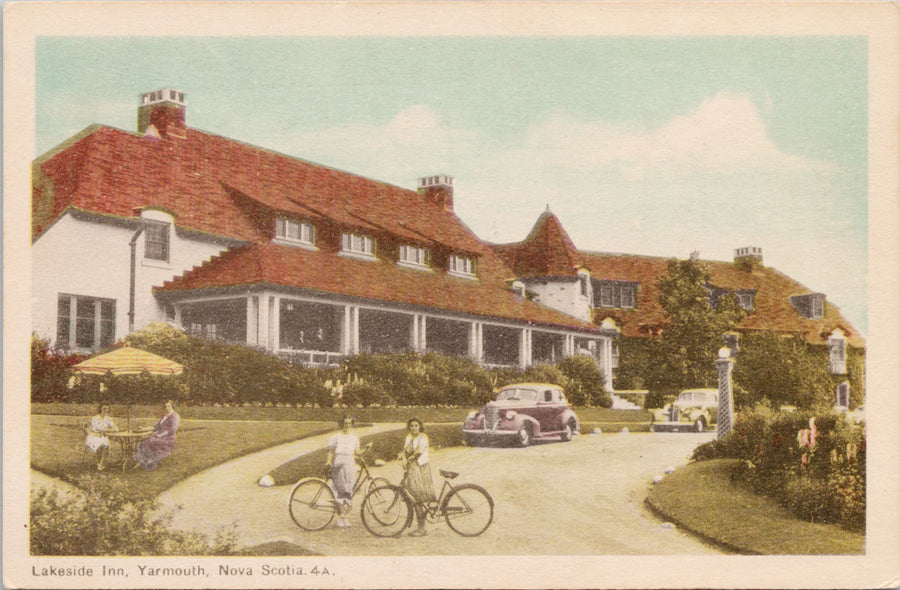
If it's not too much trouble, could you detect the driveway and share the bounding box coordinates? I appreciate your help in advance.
[160,428,720,555]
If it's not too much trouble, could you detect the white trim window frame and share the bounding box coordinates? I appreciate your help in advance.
[398,244,429,269]
[144,220,170,262]
[620,285,635,309]
[341,232,375,259]
[810,295,824,319]
[448,254,477,278]
[275,217,315,247]
[57,293,116,351]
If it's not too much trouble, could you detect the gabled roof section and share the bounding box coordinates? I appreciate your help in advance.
[580,251,865,348]
[156,242,599,333]
[492,208,584,277]
[32,124,483,257]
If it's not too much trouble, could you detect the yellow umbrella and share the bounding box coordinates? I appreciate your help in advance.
[72,346,183,429]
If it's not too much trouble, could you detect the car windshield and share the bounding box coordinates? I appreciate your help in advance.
[497,388,538,402]
[678,391,711,403]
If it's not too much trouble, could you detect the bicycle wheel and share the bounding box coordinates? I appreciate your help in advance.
[364,476,392,498]
[288,478,336,531]
[442,484,494,537]
[361,485,413,537]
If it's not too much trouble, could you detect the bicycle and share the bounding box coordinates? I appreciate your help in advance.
[288,443,391,531]
[360,466,494,538]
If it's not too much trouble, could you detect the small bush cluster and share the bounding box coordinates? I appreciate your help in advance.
[31,336,87,402]
[30,475,239,555]
[692,405,865,531]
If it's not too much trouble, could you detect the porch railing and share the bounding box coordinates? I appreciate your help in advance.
[278,349,345,368]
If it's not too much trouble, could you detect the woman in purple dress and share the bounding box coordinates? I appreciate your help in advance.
[134,400,180,470]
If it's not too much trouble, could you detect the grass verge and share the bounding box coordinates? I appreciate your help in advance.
[645,458,864,555]
[31,414,335,499]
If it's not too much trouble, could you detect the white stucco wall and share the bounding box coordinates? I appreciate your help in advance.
[31,211,231,350]
[526,276,592,322]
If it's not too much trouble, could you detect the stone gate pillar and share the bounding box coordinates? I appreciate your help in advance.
[715,347,735,440]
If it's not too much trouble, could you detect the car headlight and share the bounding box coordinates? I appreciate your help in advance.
[466,411,479,421]
[505,411,517,420]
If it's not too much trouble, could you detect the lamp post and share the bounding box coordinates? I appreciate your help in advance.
[716,347,735,440]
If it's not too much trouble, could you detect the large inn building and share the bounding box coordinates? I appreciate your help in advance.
[31,89,865,397]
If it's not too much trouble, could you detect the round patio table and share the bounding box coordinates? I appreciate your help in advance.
[106,430,152,471]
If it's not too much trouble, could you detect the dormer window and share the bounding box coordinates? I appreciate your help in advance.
[790,293,825,319]
[399,244,429,268]
[144,220,170,262]
[275,218,315,246]
[737,289,756,311]
[449,254,477,278]
[594,280,637,309]
[341,232,375,258]
[512,280,526,298]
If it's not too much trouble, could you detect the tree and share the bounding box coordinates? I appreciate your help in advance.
[733,332,834,410]
[644,259,744,398]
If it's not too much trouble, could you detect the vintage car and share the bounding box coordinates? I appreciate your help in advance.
[650,388,719,433]
[462,383,580,447]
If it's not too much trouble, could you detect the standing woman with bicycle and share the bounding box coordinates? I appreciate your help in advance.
[326,415,360,528]
[398,417,436,536]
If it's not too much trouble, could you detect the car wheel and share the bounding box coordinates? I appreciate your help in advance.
[694,418,705,433]
[516,424,532,448]
[560,420,575,442]
[463,434,477,447]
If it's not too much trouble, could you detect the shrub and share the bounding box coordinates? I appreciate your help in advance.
[30,475,239,555]
[31,335,87,402]
[692,405,865,531]
[556,355,611,407]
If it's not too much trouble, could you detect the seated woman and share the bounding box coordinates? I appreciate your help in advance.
[133,400,180,471]
[84,404,118,471]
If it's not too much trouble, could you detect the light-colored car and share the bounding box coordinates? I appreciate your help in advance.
[651,388,719,433]
[462,383,580,447]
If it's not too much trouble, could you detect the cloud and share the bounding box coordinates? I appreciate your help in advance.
[503,92,829,178]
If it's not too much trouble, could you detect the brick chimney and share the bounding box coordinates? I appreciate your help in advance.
[734,246,763,270]
[138,88,187,139]
[418,175,454,211]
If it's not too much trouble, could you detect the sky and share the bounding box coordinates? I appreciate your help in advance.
[36,36,868,334]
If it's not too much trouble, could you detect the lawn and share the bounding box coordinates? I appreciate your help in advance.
[645,458,864,555]
[31,414,335,499]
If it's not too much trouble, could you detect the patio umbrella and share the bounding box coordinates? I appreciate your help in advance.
[72,346,184,430]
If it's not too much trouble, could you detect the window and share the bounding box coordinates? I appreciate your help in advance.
[57,294,116,350]
[828,335,847,374]
[341,232,375,257]
[399,244,429,267]
[579,274,589,297]
[144,220,170,261]
[737,290,756,311]
[449,254,477,277]
[275,218,315,246]
[810,295,824,319]
[835,382,850,409]
[595,281,637,309]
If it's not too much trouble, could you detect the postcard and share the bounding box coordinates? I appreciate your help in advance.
[4,2,899,588]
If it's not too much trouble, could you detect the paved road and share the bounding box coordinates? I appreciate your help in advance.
[159,429,721,555]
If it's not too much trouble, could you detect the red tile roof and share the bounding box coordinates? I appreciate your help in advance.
[580,251,865,348]
[156,242,599,332]
[492,209,584,277]
[33,126,483,255]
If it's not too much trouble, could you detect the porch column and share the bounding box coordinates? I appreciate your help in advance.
[342,305,359,355]
[564,334,575,357]
[597,338,614,390]
[413,314,427,352]
[257,295,270,350]
[468,321,483,362]
[519,328,532,368]
[270,296,281,352]
[246,296,258,346]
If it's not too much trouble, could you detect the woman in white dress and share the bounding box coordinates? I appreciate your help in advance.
[84,404,118,471]
[325,416,361,528]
